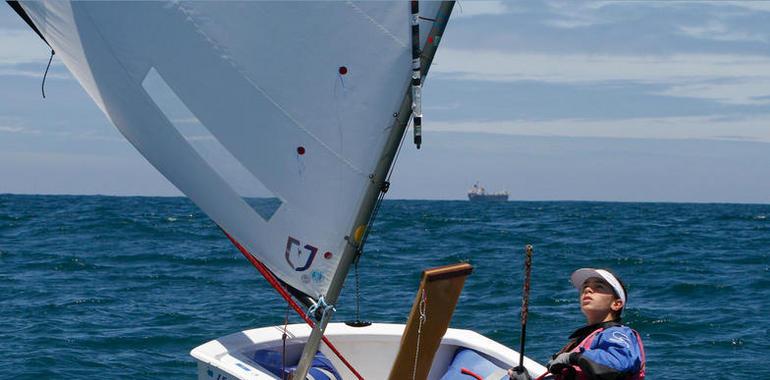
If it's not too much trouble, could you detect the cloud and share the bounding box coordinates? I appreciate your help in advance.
[679,20,767,43]
[720,1,770,13]
[0,126,24,133]
[658,78,770,105]
[434,49,770,84]
[0,117,119,140]
[0,125,39,135]
[0,29,51,65]
[542,1,609,29]
[0,28,67,80]
[432,49,770,105]
[427,114,770,143]
[0,67,69,79]
[543,18,600,29]
[0,117,25,134]
[424,102,461,112]
[453,1,508,18]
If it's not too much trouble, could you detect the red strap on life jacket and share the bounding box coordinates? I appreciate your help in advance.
[631,330,646,380]
[575,327,605,351]
[557,327,646,380]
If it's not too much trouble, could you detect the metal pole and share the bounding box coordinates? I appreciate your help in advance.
[410,0,422,149]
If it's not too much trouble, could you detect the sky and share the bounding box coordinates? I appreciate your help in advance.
[2,1,770,203]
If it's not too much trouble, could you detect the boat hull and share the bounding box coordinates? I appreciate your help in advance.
[468,193,509,202]
[191,322,545,379]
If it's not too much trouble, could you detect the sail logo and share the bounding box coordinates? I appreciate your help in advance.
[285,236,318,272]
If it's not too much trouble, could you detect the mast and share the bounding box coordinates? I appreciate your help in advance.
[293,2,455,378]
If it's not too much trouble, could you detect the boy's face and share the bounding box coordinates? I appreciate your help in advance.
[579,277,623,323]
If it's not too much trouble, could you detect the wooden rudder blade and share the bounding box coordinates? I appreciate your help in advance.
[387,262,473,380]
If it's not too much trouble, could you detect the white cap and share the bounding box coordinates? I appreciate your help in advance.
[571,268,626,307]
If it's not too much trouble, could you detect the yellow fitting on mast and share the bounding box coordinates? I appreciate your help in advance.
[354,225,366,243]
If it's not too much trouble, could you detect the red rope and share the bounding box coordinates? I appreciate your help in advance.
[222,231,365,380]
[460,368,484,380]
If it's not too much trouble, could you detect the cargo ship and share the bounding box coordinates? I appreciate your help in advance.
[467,182,509,201]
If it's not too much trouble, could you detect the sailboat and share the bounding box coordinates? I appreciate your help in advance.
[10,1,547,378]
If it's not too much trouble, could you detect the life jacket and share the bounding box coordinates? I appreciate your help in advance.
[554,326,646,380]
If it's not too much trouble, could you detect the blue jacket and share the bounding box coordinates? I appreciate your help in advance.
[579,325,644,375]
[556,321,645,380]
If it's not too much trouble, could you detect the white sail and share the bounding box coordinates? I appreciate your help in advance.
[19,1,444,298]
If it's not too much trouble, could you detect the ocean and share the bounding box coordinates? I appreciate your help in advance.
[1,194,768,378]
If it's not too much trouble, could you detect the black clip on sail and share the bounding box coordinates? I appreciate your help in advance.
[410,1,422,149]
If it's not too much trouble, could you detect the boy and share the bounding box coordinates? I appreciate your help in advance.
[510,268,645,380]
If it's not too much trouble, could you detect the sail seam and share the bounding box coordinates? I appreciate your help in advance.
[346,1,407,48]
[175,3,367,178]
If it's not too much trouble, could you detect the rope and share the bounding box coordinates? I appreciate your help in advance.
[221,230,365,380]
[357,119,408,251]
[42,49,54,99]
[412,288,427,380]
[282,304,289,380]
[347,0,421,314]
[518,245,533,369]
[388,120,409,181]
[308,296,334,321]
[354,258,361,321]
[348,116,409,322]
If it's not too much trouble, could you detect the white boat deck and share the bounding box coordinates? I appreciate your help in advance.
[191,322,546,380]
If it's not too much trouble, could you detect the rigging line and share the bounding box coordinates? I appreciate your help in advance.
[412,288,427,380]
[7,1,51,47]
[175,3,366,177]
[41,49,54,99]
[221,230,365,380]
[350,112,411,324]
[356,117,409,254]
[387,119,410,182]
[282,304,289,379]
[358,189,385,250]
[351,122,408,319]
[354,257,361,321]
